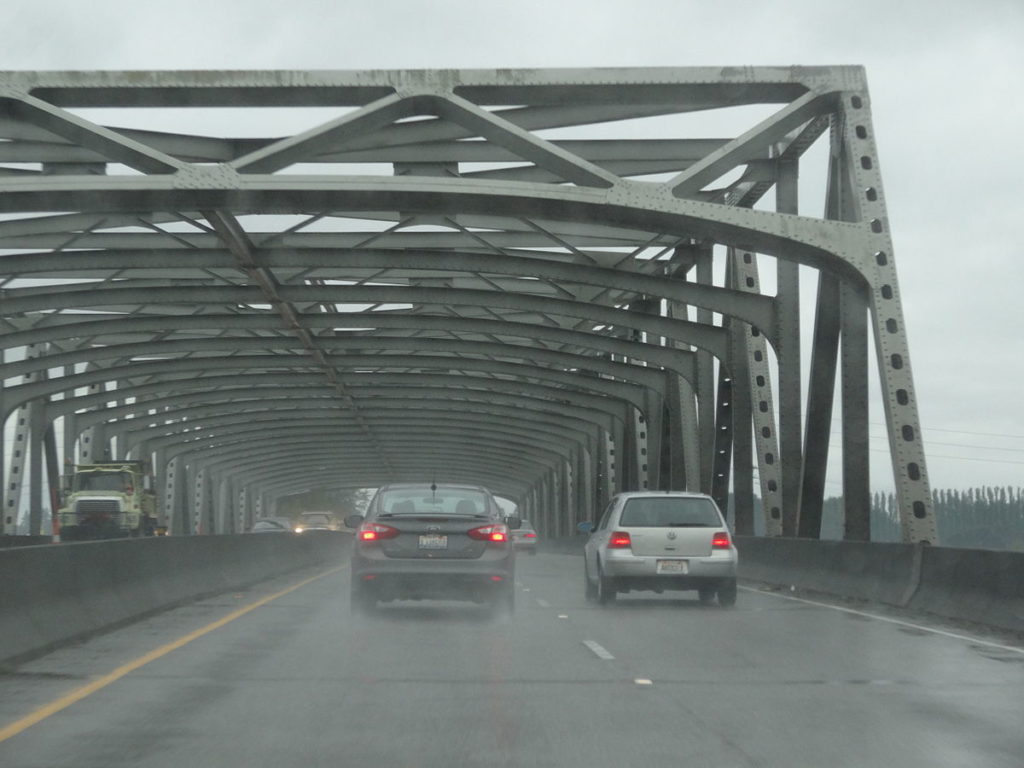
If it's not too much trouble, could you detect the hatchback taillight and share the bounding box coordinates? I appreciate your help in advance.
[467,523,509,542]
[358,522,400,542]
[608,531,632,549]
[712,531,732,549]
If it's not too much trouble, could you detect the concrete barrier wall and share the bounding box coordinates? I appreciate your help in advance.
[736,536,1024,634]
[734,537,920,607]
[0,535,52,549]
[539,533,1024,633]
[909,546,1024,632]
[0,533,349,665]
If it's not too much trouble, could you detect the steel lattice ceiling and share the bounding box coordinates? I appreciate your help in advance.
[0,68,938,543]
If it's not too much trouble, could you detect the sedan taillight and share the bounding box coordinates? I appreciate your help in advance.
[358,522,400,542]
[712,531,732,549]
[467,523,509,542]
[607,531,632,549]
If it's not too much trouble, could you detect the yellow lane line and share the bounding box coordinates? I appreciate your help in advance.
[0,566,345,744]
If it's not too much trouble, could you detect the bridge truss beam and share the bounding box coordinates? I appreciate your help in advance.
[0,67,935,543]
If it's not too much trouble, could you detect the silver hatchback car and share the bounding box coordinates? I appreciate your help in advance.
[583,492,738,607]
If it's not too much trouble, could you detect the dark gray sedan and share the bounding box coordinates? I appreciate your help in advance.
[347,483,518,615]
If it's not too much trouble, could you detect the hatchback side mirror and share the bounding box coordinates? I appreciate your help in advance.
[577,521,594,534]
[505,516,522,531]
[344,514,364,529]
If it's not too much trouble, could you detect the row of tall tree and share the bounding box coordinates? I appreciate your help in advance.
[861,487,1024,550]
[744,487,1024,551]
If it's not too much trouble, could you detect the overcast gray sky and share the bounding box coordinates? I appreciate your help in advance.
[3,0,1022,493]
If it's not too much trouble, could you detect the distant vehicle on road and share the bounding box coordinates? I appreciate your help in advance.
[582,492,738,607]
[347,483,519,615]
[511,519,538,554]
[248,518,295,534]
[294,511,338,533]
[58,461,158,540]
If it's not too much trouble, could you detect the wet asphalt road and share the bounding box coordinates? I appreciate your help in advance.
[1,551,1022,768]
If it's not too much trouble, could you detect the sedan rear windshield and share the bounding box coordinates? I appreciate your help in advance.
[378,488,490,517]
[619,497,723,527]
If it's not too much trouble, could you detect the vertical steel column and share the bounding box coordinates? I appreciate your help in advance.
[798,115,849,539]
[799,273,841,538]
[553,468,564,538]
[3,406,29,533]
[62,411,76,477]
[598,428,615,507]
[709,367,734,523]
[27,398,46,535]
[730,249,784,536]
[162,455,180,535]
[192,465,209,535]
[727,320,755,535]
[77,424,107,464]
[0,402,6,533]
[643,390,666,492]
[535,481,544,533]
[2,343,44,534]
[43,419,60,536]
[575,445,592,529]
[840,282,871,541]
[237,485,248,533]
[610,415,626,494]
[631,407,649,490]
[559,460,572,538]
[665,244,702,492]
[840,87,937,543]
[216,475,232,534]
[775,157,804,537]
[693,244,717,493]
[664,345,700,491]
[523,486,536,532]
[543,471,556,538]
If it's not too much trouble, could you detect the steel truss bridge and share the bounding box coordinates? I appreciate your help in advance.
[0,67,936,543]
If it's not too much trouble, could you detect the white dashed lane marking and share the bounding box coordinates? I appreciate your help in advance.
[582,640,615,660]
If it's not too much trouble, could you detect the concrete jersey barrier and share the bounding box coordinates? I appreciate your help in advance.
[735,536,1024,634]
[0,533,349,666]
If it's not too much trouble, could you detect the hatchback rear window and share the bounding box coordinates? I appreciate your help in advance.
[619,497,723,527]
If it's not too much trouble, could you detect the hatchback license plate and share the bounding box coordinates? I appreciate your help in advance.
[656,559,688,574]
[419,534,448,549]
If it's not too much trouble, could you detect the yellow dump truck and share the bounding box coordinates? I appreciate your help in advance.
[58,461,158,540]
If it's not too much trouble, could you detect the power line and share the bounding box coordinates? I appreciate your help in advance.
[861,433,1024,454]
[826,443,1024,467]
[832,417,1024,441]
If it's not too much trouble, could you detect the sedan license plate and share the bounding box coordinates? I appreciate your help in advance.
[656,559,688,574]
[418,534,448,550]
